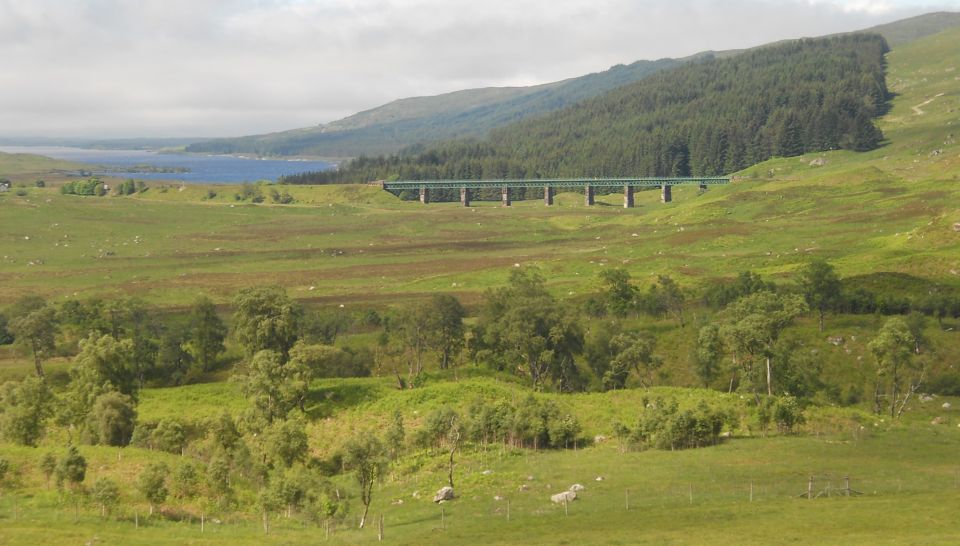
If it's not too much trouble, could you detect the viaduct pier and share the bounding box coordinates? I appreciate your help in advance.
[379,177,730,208]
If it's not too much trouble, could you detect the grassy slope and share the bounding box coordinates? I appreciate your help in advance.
[0,152,88,182]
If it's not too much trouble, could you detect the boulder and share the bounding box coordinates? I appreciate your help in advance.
[593,435,608,444]
[551,491,577,504]
[569,484,586,492]
[943,402,952,410]
[433,486,455,503]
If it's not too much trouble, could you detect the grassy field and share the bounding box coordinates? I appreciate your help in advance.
[2,380,959,545]
[1,26,960,546]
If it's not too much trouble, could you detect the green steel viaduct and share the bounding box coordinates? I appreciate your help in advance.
[378,176,731,207]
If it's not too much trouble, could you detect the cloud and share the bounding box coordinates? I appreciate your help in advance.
[0,0,955,138]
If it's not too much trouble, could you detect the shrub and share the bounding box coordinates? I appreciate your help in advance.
[89,391,137,446]
[631,398,725,450]
[152,419,186,454]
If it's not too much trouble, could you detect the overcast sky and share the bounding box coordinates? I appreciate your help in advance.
[1,0,957,139]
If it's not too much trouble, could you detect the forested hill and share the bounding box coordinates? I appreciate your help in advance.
[185,57,688,158]
[284,34,889,184]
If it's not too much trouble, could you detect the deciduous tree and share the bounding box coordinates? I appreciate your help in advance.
[233,286,303,360]
[869,317,919,418]
[8,303,58,378]
[89,391,137,447]
[799,259,841,332]
[185,296,227,372]
[343,434,385,529]
[138,462,169,515]
[0,376,53,446]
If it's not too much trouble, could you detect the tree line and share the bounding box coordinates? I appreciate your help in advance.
[1,259,954,526]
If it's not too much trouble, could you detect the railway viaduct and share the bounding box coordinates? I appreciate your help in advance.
[379,177,730,208]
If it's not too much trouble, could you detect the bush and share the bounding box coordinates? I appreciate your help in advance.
[89,391,137,446]
[463,395,581,449]
[151,419,186,454]
[631,398,725,450]
[60,178,105,196]
[138,462,169,512]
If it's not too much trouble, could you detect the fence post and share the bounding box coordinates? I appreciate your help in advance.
[625,489,630,511]
[808,476,814,500]
[201,513,204,533]
[750,481,754,502]
[507,499,510,521]
[378,513,384,541]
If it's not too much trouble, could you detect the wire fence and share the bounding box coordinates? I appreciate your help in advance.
[2,467,958,540]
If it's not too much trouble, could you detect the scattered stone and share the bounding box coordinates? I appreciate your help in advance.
[411,491,420,499]
[921,395,935,403]
[526,475,534,481]
[550,491,577,504]
[943,402,952,410]
[720,431,732,438]
[593,435,607,444]
[569,484,586,492]
[433,486,455,503]
[953,223,960,233]
[595,476,605,482]
[482,470,493,475]
[391,499,404,505]
[518,484,530,492]
[809,158,827,167]
[931,416,946,425]
[494,495,504,501]
[827,336,845,346]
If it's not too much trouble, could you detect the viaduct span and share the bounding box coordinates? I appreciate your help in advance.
[379,177,730,208]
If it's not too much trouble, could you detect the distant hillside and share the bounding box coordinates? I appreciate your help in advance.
[860,11,960,46]
[185,12,960,162]
[186,56,689,158]
[0,151,88,178]
[288,34,889,186]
